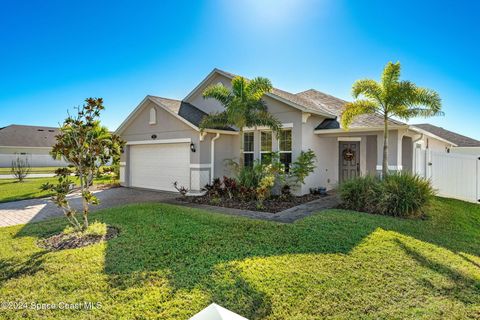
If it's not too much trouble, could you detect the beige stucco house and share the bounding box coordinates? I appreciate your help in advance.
[116,68,479,194]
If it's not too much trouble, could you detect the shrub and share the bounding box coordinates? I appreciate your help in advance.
[339,172,435,218]
[380,172,436,217]
[11,157,31,182]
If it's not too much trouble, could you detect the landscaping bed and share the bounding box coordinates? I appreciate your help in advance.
[38,225,119,251]
[179,193,328,212]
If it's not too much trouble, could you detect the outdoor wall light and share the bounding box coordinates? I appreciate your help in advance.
[190,143,196,152]
[151,134,157,139]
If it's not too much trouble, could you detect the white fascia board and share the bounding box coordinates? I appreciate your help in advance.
[204,129,238,135]
[408,126,458,147]
[314,125,408,135]
[115,96,151,135]
[184,69,223,102]
[243,123,293,131]
[126,138,191,145]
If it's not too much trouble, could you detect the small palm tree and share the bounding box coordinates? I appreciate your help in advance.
[200,76,282,165]
[341,62,443,177]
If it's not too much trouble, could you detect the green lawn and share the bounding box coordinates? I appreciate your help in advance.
[0,167,63,174]
[0,198,479,319]
[0,176,116,203]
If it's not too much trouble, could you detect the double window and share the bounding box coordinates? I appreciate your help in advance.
[243,132,254,167]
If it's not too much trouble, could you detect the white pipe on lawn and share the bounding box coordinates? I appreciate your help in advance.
[211,133,221,183]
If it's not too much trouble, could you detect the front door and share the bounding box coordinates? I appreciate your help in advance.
[339,141,360,183]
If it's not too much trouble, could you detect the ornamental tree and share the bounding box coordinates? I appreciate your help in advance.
[41,98,125,231]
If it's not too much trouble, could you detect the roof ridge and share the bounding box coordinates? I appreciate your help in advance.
[147,95,181,102]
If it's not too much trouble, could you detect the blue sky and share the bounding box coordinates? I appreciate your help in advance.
[0,0,479,139]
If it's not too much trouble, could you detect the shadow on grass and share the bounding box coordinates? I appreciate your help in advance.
[396,239,480,305]
[10,197,480,318]
[0,251,47,287]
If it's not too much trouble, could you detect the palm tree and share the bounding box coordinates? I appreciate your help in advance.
[200,76,282,165]
[341,62,443,177]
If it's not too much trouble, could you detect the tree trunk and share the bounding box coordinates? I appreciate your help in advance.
[382,114,389,178]
[239,128,244,167]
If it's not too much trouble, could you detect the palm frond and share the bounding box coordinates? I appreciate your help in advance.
[246,77,273,100]
[203,84,232,106]
[199,112,231,130]
[352,79,383,100]
[231,76,248,100]
[247,111,282,134]
[341,100,378,129]
[381,61,401,92]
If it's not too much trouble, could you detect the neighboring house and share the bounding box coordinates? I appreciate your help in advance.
[116,68,476,194]
[412,123,480,155]
[0,125,68,167]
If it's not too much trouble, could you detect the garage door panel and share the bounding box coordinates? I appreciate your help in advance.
[130,143,190,191]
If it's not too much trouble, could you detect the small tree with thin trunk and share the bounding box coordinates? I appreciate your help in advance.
[41,98,125,231]
[341,62,443,177]
[11,157,30,182]
[200,76,282,165]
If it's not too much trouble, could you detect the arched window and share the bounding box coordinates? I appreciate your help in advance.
[149,107,157,125]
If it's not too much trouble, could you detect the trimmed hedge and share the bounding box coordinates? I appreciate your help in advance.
[339,172,435,218]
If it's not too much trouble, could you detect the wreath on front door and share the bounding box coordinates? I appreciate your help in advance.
[342,148,355,161]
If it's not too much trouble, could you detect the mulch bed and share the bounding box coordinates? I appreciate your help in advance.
[38,226,119,251]
[179,194,327,213]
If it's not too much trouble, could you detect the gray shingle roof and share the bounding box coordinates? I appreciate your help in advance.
[0,125,59,148]
[215,70,404,129]
[297,89,405,129]
[149,96,235,131]
[215,69,336,117]
[413,123,480,147]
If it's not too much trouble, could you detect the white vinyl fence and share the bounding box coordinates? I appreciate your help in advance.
[415,148,480,203]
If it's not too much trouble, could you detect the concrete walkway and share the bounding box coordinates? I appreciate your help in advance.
[0,187,339,227]
[0,187,177,227]
[167,193,340,223]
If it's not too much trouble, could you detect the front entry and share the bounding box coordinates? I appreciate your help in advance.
[339,141,360,183]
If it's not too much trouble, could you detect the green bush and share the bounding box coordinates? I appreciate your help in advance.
[339,172,435,218]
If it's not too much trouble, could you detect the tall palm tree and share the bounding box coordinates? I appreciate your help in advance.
[200,76,282,165]
[341,62,443,177]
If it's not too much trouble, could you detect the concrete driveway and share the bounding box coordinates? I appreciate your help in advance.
[0,187,177,227]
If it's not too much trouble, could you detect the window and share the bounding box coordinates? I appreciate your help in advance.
[243,132,254,167]
[149,107,157,125]
[260,131,273,163]
[278,129,292,171]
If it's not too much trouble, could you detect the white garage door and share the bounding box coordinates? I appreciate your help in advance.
[129,143,190,192]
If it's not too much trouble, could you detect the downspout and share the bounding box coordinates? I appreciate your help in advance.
[210,133,221,183]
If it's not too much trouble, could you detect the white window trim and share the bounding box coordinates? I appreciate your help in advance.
[260,130,273,160]
[337,137,361,141]
[243,132,254,161]
[278,129,292,168]
[126,138,191,145]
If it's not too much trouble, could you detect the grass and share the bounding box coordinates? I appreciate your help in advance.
[0,176,116,203]
[0,167,63,174]
[0,197,479,319]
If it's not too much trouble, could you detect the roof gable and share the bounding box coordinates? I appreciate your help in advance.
[184,68,337,118]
